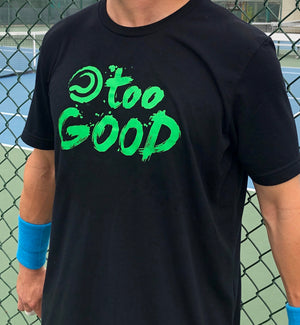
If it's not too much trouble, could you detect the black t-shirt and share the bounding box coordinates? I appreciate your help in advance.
[21,0,300,324]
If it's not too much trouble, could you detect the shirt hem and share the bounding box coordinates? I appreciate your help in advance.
[21,131,54,150]
[250,156,300,186]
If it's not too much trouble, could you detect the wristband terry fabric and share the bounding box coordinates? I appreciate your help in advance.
[17,215,51,270]
[286,303,300,324]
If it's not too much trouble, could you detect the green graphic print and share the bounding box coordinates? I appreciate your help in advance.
[68,66,103,103]
[59,65,181,161]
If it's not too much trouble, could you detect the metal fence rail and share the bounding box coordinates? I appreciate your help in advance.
[0,0,299,324]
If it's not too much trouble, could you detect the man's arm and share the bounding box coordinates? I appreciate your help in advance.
[17,148,55,318]
[19,148,55,223]
[254,174,300,307]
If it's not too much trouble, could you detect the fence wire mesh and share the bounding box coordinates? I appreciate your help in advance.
[0,0,299,324]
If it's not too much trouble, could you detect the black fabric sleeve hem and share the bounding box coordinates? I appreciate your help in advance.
[21,130,54,150]
[250,156,300,186]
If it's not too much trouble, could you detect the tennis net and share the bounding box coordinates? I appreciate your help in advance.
[0,31,46,78]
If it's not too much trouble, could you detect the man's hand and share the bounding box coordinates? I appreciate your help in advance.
[16,264,46,318]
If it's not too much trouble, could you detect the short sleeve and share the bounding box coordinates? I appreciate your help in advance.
[21,35,54,150]
[233,36,300,186]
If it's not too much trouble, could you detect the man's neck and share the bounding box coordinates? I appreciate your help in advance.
[106,0,190,27]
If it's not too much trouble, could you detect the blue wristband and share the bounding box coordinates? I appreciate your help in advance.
[16,215,51,270]
[286,303,300,324]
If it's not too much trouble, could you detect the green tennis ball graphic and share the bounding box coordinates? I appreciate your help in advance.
[68,66,103,103]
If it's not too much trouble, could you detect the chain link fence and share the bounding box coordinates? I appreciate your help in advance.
[0,0,299,324]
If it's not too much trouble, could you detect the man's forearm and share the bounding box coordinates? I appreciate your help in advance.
[19,149,55,224]
[264,208,300,307]
[255,175,300,309]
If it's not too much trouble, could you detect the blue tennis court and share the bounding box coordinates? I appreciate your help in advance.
[0,31,45,77]
[0,47,36,76]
